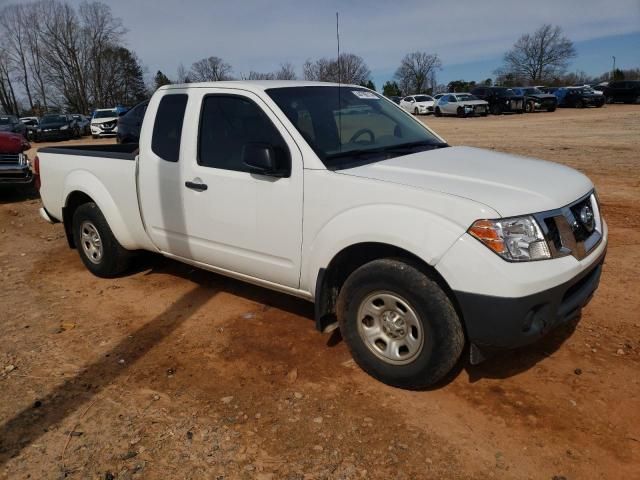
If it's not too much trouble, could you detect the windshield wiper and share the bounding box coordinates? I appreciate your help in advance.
[325,141,445,161]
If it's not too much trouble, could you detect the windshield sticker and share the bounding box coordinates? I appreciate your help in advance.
[352,90,378,100]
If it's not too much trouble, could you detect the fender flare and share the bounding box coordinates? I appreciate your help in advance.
[301,204,467,296]
[62,170,138,249]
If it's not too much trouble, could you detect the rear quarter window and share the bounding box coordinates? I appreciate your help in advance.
[151,94,188,162]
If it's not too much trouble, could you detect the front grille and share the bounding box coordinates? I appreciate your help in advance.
[100,121,116,130]
[535,192,602,260]
[0,153,25,165]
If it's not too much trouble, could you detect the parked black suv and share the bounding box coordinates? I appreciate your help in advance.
[603,81,640,104]
[469,87,525,114]
[513,87,557,112]
[0,115,27,137]
[116,100,149,144]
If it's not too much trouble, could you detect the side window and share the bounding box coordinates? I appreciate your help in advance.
[448,95,457,103]
[151,94,188,163]
[198,95,289,173]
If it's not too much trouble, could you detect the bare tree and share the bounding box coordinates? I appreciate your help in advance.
[0,4,35,110]
[501,24,576,84]
[394,52,441,94]
[189,56,233,82]
[176,63,190,83]
[303,53,370,84]
[275,62,296,80]
[245,71,275,80]
[80,1,126,108]
[0,46,20,114]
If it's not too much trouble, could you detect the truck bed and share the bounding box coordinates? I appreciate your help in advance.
[38,143,139,161]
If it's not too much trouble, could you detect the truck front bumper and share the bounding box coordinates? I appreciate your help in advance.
[454,248,605,354]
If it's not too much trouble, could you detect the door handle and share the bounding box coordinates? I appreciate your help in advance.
[185,181,208,191]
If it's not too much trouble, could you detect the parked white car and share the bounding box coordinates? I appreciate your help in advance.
[35,81,607,389]
[435,93,489,117]
[400,95,435,115]
[90,108,119,138]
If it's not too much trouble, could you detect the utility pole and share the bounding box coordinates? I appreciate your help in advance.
[612,56,616,80]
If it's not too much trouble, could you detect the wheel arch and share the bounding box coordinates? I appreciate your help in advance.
[314,242,462,333]
[61,170,136,250]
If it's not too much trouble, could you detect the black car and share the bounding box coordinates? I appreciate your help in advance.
[512,87,557,112]
[70,114,91,136]
[35,114,81,142]
[0,115,27,137]
[116,100,148,144]
[555,87,605,108]
[469,86,525,114]
[603,80,640,104]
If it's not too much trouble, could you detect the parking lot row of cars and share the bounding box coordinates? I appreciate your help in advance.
[391,80,640,117]
[0,107,128,142]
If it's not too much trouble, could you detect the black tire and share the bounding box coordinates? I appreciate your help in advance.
[72,202,132,278]
[434,107,442,117]
[414,107,419,116]
[481,112,488,117]
[547,107,556,112]
[92,134,98,139]
[525,101,534,113]
[337,259,465,389]
[490,104,502,115]
[575,100,584,108]
[456,106,465,118]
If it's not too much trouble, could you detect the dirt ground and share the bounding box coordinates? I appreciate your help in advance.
[1,105,639,480]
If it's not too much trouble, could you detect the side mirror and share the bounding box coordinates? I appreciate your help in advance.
[242,142,290,178]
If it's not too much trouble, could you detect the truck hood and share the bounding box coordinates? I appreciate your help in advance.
[0,131,30,153]
[337,146,593,217]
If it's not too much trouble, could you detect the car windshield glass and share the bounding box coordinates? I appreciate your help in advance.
[456,94,477,101]
[414,95,433,102]
[0,117,11,125]
[93,110,117,119]
[266,86,446,170]
[496,88,515,97]
[41,115,66,124]
[524,88,542,94]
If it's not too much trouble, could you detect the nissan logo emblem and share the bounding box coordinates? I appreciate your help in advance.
[580,205,595,232]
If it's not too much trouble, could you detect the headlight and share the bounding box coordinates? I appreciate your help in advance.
[37,128,42,132]
[468,216,551,261]
[60,125,69,130]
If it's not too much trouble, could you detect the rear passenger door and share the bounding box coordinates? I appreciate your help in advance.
[177,89,303,288]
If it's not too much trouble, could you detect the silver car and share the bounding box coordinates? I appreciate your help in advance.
[434,93,489,117]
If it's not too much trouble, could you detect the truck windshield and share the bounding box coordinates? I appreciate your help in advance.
[266,86,446,170]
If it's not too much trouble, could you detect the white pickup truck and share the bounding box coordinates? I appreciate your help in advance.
[36,81,607,388]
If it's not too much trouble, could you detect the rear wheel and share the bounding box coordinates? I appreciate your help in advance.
[337,259,465,389]
[72,202,132,278]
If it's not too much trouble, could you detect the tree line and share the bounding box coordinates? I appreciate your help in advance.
[0,0,146,116]
[1,2,637,116]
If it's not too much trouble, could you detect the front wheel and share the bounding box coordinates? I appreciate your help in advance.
[337,259,465,389]
[413,107,420,116]
[490,104,502,115]
[72,202,132,278]
[525,101,534,113]
[434,107,442,117]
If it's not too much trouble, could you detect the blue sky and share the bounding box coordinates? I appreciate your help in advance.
[27,0,640,89]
